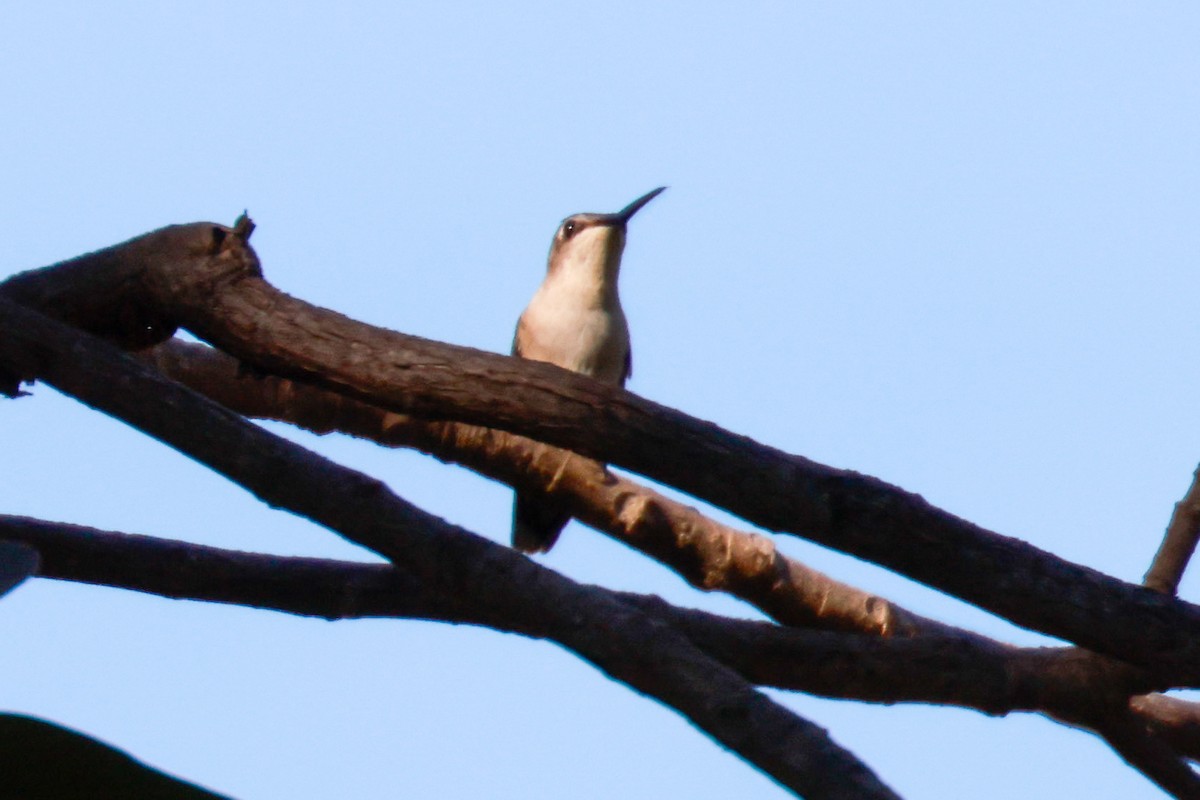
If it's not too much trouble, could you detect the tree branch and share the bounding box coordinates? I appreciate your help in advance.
[141,340,1200,775]
[136,337,1200,791]
[1145,463,1200,595]
[3,220,1197,681]
[9,513,1200,797]
[0,514,1164,717]
[141,337,949,638]
[1132,695,1200,763]
[0,296,899,800]
[1095,712,1200,799]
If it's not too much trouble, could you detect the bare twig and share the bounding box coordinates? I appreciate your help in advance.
[1145,463,1200,595]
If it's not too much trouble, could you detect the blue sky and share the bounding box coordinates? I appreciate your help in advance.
[2,3,1198,797]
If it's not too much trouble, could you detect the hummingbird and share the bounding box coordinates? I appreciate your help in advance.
[510,186,666,553]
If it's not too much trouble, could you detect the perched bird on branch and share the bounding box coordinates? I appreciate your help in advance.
[510,187,666,553]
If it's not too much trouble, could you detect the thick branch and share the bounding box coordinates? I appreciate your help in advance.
[0,297,898,800]
[3,221,1196,680]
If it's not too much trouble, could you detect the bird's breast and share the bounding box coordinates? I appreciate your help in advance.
[518,297,629,384]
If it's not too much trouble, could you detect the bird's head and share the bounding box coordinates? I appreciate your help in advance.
[546,187,666,286]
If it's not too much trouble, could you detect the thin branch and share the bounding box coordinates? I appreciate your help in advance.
[0,297,900,800]
[0,514,1160,715]
[8,513,1198,797]
[1145,463,1200,595]
[3,220,1198,680]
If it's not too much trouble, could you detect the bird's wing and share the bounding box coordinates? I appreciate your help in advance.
[511,313,528,357]
[621,347,631,385]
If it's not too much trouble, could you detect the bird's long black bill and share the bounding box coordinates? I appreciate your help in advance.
[615,186,667,223]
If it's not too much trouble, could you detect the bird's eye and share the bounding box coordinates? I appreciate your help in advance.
[562,220,577,239]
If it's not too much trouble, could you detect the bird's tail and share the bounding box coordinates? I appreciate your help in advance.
[512,491,571,553]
